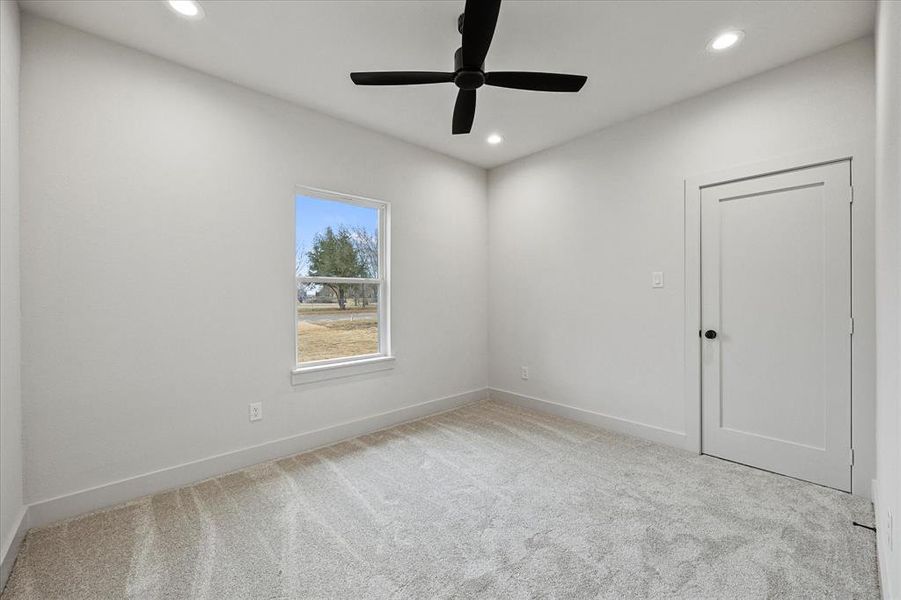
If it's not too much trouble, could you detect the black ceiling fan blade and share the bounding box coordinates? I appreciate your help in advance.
[485,71,587,92]
[350,71,455,86]
[461,0,502,67]
[452,89,476,135]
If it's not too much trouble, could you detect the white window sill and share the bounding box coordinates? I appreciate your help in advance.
[291,355,395,385]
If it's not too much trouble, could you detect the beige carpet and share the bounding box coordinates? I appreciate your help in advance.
[1,400,880,599]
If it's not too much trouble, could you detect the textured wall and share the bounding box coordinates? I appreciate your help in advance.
[488,38,876,495]
[0,0,24,575]
[875,0,901,594]
[19,16,488,504]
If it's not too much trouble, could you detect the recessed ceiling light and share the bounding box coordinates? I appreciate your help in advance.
[708,30,744,52]
[167,0,204,19]
[486,133,503,145]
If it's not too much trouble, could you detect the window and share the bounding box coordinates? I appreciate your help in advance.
[294,188,391,380]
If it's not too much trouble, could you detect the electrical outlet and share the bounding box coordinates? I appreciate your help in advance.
[652,271,664,288]
[249,402,262,422]
[521,366,529,380]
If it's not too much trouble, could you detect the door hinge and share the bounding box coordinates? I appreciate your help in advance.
[849,448,855,466]
[850,185,854,204]
[849,317,854,335]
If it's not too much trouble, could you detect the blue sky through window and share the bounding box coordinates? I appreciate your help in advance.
[295,194,378,277]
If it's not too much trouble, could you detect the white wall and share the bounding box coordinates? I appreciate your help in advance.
[12,6,884,539]
[875,0,901,595]
[488,38,876,495]
[19,16,488,507]
[0,0,25,582]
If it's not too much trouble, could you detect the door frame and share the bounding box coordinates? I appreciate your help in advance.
[683,142,869,494]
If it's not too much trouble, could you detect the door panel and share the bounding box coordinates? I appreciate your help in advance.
[700,161,851,491]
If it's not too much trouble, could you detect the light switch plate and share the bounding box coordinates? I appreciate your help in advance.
[652,272,664,288]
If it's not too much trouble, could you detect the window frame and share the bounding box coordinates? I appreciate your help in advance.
[292,186,392,382]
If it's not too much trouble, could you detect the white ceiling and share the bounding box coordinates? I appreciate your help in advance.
[20,0,875,168]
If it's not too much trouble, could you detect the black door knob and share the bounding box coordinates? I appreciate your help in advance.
[704,330,718,339]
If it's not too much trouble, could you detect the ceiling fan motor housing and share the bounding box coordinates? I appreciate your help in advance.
[453,46,485,90]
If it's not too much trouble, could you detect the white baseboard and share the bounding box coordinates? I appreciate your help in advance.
[0,507,29,591]
[25,388,488,531]
[488,388,688,449]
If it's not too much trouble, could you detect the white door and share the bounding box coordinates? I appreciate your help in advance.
[701,160,852,491]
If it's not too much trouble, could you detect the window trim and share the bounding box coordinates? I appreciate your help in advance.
[292,186,391,383]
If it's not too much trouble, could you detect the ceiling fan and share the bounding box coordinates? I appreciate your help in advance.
[349,0,588,135]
